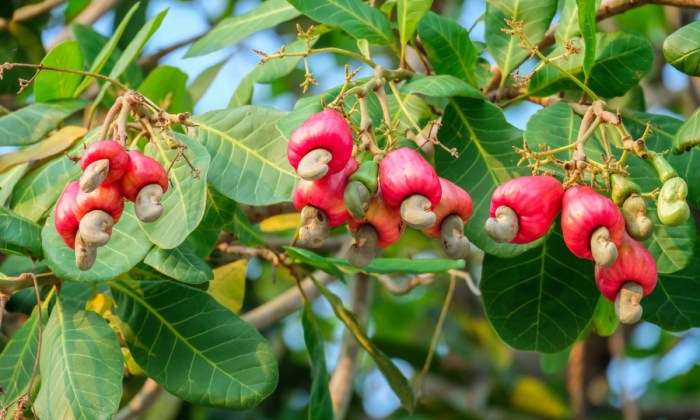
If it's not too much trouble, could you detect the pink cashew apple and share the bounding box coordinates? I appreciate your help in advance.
[595,233,657,324]
[378,147,441,229]
[561,185,625,267]
[423,178,473,259]
[293,157,358,247]
[79,140,129,193]
[54,181,81,249]
[485,175,564,244]
[287,109,353,181]
[347,189,405,267]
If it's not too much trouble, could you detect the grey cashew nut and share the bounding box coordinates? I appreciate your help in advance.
[400,194,436,229]
[298,205,330,248]
[485,205,518,243]
[297,149,333,181]
[135,184,164,223]
[348,223,379,267]
[344,181,371,220]
[440,214,470,260]
[590,226,618,267]
[615,281,644,324]
[621,195,653,242]
[79,210,114,247]
[79,158,110,193]
[75,232,97,271]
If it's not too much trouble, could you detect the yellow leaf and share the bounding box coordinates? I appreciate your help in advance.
[0,125,86,174]
[511,376,570,419]
[259,213,299,232]
[208,260,247,314]
[85,292,115,318]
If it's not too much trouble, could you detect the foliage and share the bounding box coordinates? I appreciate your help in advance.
[0,0,699,418]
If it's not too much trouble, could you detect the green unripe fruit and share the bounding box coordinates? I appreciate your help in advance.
[349,160,379,195]
[657,177,690,227]
[610,174,641,207]
[650,154,677,184]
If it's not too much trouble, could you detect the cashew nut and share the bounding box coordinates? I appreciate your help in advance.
[485,205,518,243]
[590,226,618,267]
[440,214,470,260]
[400,194,436,229]
[79,158,110,193]
[348,223,379,267]
[615,281,644,324]
[78,210,114,247]
[297,149,333,181]
[135,184,164,223]
[298,205,330,248]
[74,232,97,271]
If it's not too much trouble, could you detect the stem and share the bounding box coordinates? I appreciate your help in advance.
[414,275,456,399]
[4,63,128,92]
[261,47,376,68]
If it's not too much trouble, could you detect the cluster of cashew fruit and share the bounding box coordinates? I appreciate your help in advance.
[485,175,659,325]
[54,140,169,270]
[288,109,473,267]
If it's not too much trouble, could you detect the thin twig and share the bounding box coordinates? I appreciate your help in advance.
[113,379,162,420]
[50,0,121,45]
[0,0,64,31]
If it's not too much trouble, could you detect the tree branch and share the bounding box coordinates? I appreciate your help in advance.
[330,274,371,419]
[138,33,206,69]
[241,272,335,331]
[50,0,121,45]
[0,0,64,31]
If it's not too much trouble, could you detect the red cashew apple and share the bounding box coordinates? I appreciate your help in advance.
[347,189,405,267]
[485,175,564,244]
[287,109,353,181]
[293,157,358,247]
[378,147,441,229]
[74,182,124,247]
[595,233,657,324]
[561,185,625,267]
[79,140,129,193]
[120,150,169,223]
[54,181,81,249]
[423,178,473,259]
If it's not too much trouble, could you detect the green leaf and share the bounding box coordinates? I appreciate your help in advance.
[301,303,334,420]
[288,0,397,49]
[0,126,86,174]
[42,204,153,282]
[230,206,266,247]
[141,133,209,249]
[417,12,478,87]
[310,277,416,413]
[0,306,43,404]
[673,106,700,155]
[110,279,279,409]
[0,99,88,146]
[481,229,599,352]
[137,65,193,113]
[189,60,226,104]
[72,2,140,96]
[436,98,536,257]
[554,0,580,43]
[591,296,618,337]
[643,240,700,330]
[284,246,465,280]
[144,243,213,285]
[485,0,558,85]
[195,106,298,205]
[201,188,265,246]
[34,298,123,420]
[208,260,247,314]
[34,41,84,102]
[663,21,700,77]
[0,207,43,258]
[185,0,301,57]
[0,164,27,206]
[529,31,653,98]
[399,74,483,99]
[397,0,432,60]
[577,0,597,79]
